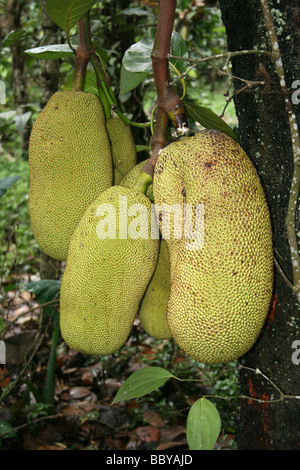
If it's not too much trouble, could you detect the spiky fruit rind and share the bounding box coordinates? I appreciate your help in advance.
[153,130,273,364]
[29,91,113,261]
[60,185,159,355]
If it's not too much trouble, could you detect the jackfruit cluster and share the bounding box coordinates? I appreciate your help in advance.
[153,129,273,364]
[28,88,273,363]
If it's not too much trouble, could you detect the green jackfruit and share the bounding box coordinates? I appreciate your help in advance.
[106,115,137,185]
[153,129,273,364]
[120,162,172,340]
[60,185,159,355]
[29,90,113,261]
[139,240,172,339]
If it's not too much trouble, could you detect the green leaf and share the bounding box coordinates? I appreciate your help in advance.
[184,101,237,141]
[186,398,221,450]
[0,420,17,440]
[63,70,98,95]
[2,29,29,46]
[113,367,174,403]
[123,27,156,74]
[25,44,75,60]
[46,0,98,33]
[0,176,21,198]
[26,280,61,306]
[123,28,189,75]
[169,32,188,74]
[119,66,148,96]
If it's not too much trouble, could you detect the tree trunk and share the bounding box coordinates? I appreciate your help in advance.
[218,0,300,450]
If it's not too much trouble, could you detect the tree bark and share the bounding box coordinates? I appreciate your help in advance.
[218,0,300,450]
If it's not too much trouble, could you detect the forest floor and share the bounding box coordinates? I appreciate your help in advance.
[0,274,238,451]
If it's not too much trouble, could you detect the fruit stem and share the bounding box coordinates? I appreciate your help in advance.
[73,16,92,92]
[133,171,153,195]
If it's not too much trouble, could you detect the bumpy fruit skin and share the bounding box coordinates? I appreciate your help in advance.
[29,91,113,261]
[60,185,159,355]
[120,163,172,340]
[139,240,172,339]
[106,116,137,185]
[153,130,273,364]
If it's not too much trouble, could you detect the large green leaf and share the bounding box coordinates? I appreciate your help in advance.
[119,66,148,96]
[25,44,75,60]
[46,0,98,32]
[123,28,155,74]
[186,398,221,450]
[0,176,21,198]
[113,367,174,403]
[184,101,237,141]
[122,27,188,75]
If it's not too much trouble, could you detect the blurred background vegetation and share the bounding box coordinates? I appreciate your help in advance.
[0,0,238,450]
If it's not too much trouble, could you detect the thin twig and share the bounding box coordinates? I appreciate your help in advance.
[1,299,59,336]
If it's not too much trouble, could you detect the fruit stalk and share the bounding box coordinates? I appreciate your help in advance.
[73,16,93,92]
[141,0,187,180]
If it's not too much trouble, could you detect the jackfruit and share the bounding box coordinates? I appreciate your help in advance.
[60,185,159,355]
[139,240,172,339]
[120,162,172,340]
[106,115,137,185]
[153,129,273,364]
[29,90,113,261]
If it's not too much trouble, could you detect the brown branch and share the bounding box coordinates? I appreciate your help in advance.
[141,0,187,179]
[73,15,94,91]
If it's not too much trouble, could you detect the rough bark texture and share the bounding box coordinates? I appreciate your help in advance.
[218,0,300,450]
